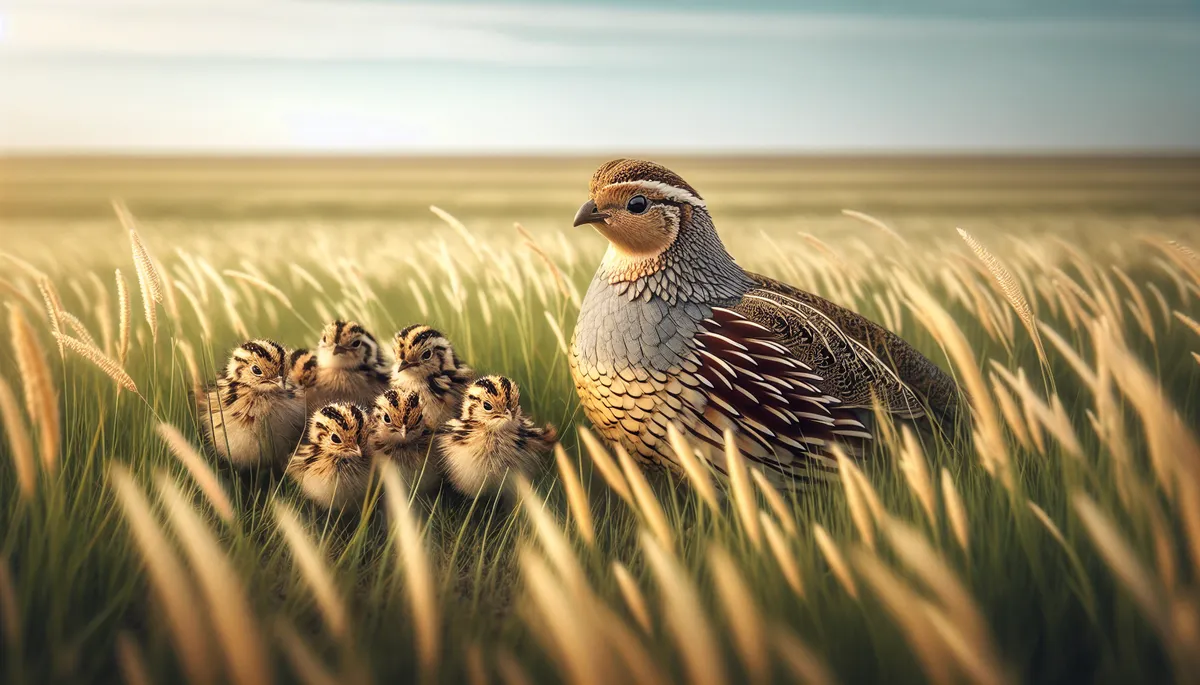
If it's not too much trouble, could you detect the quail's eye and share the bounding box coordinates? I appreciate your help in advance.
[482,401,493,412]
[330,434,342,444]
[421,350,433,361]
[382,414,391,424]
[251,365,263,376]
[626,195,649,214]
[350,340,361,348]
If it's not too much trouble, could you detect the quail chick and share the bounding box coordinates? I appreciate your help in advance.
[286,402,373,510]
[390,324,474,429]
[366,389,441,494]
[438,376,557,498]
[199,339,306,469]
[569,159,964,490]
[309,320,390,407]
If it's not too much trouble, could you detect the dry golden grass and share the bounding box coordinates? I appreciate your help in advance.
[0,375,36,499]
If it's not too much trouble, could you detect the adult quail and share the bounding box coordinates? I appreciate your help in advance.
[569,159,961,488]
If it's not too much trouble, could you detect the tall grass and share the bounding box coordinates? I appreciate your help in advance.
[0,164,1198,684]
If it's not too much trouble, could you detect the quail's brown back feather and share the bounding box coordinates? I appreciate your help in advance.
[741,272,962,423]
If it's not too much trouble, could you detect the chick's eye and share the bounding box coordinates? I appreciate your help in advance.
[251,365,263,376]
[330,434,342,444]
[382,414,391,424]
[626,195,649,214]
[350,340,361,348]
[482,401,493,412]
[421,350,433,361]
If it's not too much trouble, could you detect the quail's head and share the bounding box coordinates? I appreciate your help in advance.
[317,320,382,370]
[224,339,290,393]
[392,325,457,381]
[460,375,521,427]
[371,389,424,445]
[304,403,368,470]
[573,159,706,258]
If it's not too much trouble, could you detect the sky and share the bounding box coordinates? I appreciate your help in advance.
[0,0,1198,153]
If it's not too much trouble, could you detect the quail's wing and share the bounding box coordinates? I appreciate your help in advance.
[676,305,874,487]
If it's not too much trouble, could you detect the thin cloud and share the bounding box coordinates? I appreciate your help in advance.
[0,0,1195,64]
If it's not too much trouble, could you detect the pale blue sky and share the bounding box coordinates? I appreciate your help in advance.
[1,0,1198,153]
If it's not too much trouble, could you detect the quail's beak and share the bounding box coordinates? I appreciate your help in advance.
[397,426,407,440]
[274,376,287,390]
[573,199,609,227]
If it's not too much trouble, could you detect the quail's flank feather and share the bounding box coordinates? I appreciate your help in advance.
[569,159,963,490]
[199,338,306,469]
[438,376,556,499]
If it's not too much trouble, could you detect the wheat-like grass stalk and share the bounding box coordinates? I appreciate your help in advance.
[1112,265,1156,343]
[901,272,1012,490]
[519,550,607,685]
[0,375,36,500]
[115,269,131,365]
[273,502,349,640]
[884,520,1009,682]
[708,546,770,685]
[517,223,578,307]
[157,422,234,523]
[9,304,59,475]
[1073,493,1167,633]
[577,427,634,507]
[957,228,1046,367]
[115,632,153,685]
[1176,311,1200,339]
[56,333,138,393]
[641,532,727,685]
[772,629,838,685]
[496,648,535,685]
[592,602,667,685]
[275,619,340,685]
[898,426,937,526]
[224,270,294,312]
[842,209,908,246]
[852,551,954,685]
[110,466,216,685]
[118,205,162,343]
[836,452,875,551]
[759,512,805,597]
[543,310,570,357]
[59,310,99,351]
[722,430,762,550]
[615,444,673,549]
[940,468,970,553]
[381,462,440,681]
[37,278,65,356]
[554,444,595,548]
[666,422,720,513]
[175,339,204,398]
[812,524,857,599]
[430,205,483,259]
[173,279,212,340]
[749,468,798,537]
[611,562,652,634]
[990,374,1032,450]
[515,478,587,591]
[158,475,271,685]
[0,554,21,656]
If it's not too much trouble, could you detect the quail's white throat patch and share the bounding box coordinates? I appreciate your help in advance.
[603,180,706,209]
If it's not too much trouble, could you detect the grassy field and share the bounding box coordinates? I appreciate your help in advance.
[0,155,1198,684]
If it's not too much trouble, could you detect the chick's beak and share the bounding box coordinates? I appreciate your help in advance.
[573,199,609,227]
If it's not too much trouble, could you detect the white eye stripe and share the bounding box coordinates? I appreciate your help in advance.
[603,180,705,208]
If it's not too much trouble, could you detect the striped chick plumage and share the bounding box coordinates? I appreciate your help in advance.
[438,376,557,499]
